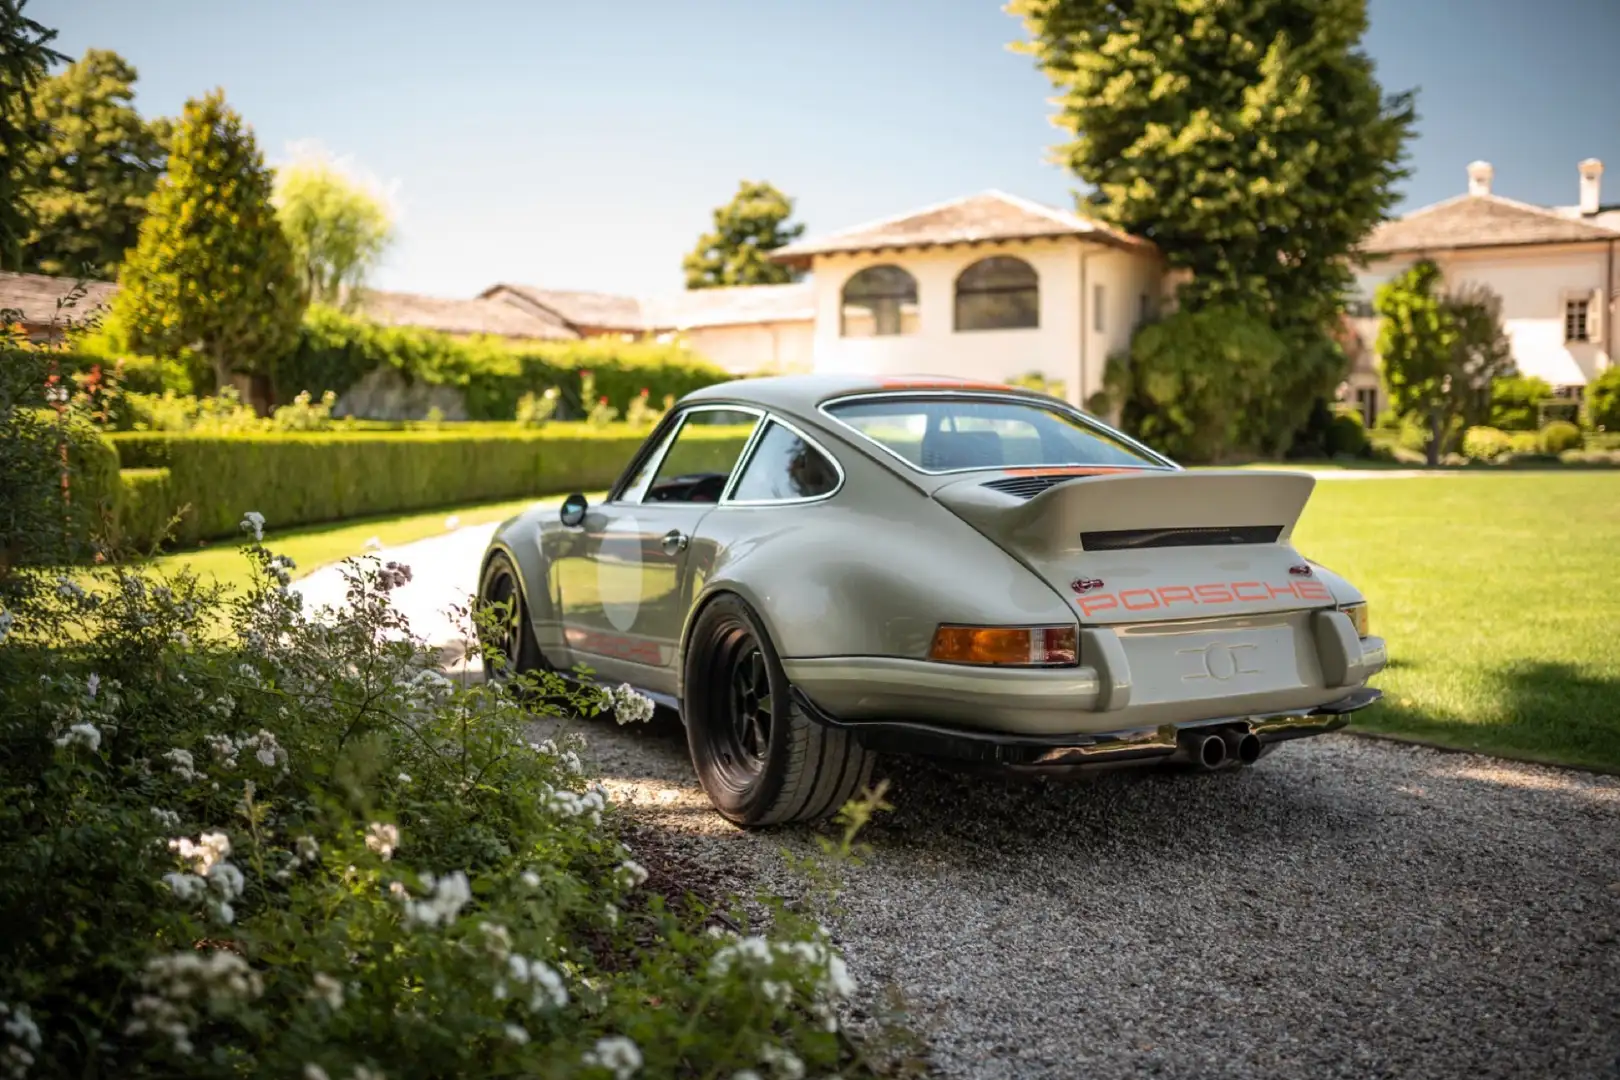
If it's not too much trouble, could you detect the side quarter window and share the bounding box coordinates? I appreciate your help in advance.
[728,420,842,502]
[639,408,760,504]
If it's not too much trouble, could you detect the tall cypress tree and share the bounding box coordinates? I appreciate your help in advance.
[115,90,305,398]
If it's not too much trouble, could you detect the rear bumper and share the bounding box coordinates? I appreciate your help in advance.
[792,686,1381,768]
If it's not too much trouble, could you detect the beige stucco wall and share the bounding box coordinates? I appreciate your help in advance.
[1356,243,1616,387]
[804,238,1163,407]
[681,321,814,375]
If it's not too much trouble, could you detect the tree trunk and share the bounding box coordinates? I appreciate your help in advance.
[1427,409,1443,467]
[211,353,233,398]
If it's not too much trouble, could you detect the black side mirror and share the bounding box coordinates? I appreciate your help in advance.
[559,492,588,528]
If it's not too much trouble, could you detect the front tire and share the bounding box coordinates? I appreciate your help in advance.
[477,553,547,681]
[684,595,874,827]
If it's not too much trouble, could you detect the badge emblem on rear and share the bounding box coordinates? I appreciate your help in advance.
[1289,563,1313,576]
[1071,577,1104,594]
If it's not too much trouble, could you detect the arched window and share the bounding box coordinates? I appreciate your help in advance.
[954,256,1039,331]
[840,265,919,338]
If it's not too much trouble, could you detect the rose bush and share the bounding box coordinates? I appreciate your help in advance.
[0,524,872,1079]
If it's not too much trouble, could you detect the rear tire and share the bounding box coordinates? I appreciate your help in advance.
[477,553,548,682]
[684,595,874,827]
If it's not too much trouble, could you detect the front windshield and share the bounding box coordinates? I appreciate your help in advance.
[823,394,1167,473]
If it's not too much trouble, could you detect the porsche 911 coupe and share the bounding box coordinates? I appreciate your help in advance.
[478,374,1387,826]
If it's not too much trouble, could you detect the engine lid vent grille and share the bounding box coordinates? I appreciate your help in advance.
[980,475,1077,500]
[1081,525,1284,550]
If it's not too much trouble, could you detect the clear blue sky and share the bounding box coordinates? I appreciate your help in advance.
[45,0,1620,300]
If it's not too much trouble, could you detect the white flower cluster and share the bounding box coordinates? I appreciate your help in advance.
[266,553,297,586]
[126,950,264,1055]
[240,511,266,542]
[398,870,472,928]
[542,785,607,826]
[709,932,855,1030]
[0,1002,42,1080]
[150,807,182,830]
[203,729,289,773]
[580,1035,642,1079]
[0,609,14,645]
[365,822,399,860]
[605,683,656,725]
[493,953,569,1012]
[163,748,200,781]
[308,972,345,1011]
[53,722,101,752]
[757,1045,806,1080]
[165,831,245,924]
[304,1066,386,1080]
[613,859,649,890]
[54,577,86,602]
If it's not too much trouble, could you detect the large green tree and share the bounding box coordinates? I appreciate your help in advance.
[0,0,66,272]
[114,90,305,400]
[19,49,168,279]
[1011,0,1416,446]
[682,180,805,289]
[273,154,395,307]
[1375,261,1513,466]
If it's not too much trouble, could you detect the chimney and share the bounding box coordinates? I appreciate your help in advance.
[1467,161,1494,196]
[1579,158,1603,215]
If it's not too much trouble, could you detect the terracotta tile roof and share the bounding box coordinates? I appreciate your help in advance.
[1362,193,1620,255]
[484,281,816,333]
[0,271,119,327]
[482,285,649,332]
[352,288,578,340]
[644,282,814,330]
[769,190,1153,268]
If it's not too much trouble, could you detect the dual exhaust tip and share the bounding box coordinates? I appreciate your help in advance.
[1182,729,1262,770]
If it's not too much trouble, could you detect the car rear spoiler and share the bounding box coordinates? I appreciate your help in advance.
[933,469,1317,556]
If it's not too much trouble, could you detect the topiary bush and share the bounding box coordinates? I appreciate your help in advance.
[0,527,880,1078]
[114,468,176,552]
[1461,426,1512,462]
[1325,409,1369,458]
[1589,367,1620,433]
[1538,420,1583,455]
[1488,375,1553,431]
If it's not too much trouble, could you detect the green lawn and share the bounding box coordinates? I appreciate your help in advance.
[123,493,603,594]
[1293,473,1620,772]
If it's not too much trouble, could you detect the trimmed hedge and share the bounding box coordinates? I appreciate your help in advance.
[272,306,732,420]
[114,467,173,551]
[110,425,752,547]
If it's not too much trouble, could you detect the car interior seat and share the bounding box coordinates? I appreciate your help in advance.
[919,429,1004,470]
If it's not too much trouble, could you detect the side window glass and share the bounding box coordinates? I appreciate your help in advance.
[730,421,841,502]
[643,409,759,504]
[617,421,681,503]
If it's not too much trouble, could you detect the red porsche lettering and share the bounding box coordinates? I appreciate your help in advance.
[1074,577,1339,618]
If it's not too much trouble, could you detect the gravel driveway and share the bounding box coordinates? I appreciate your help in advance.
[295,523,1620,1080]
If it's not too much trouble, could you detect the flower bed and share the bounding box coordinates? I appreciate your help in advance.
[0,523,870,1079]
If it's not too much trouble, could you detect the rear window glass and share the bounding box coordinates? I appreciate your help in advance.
[824,395,1161,472]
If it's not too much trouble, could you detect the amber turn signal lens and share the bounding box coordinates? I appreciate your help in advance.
[1342,603,1370,638]
[929,625,1078,666]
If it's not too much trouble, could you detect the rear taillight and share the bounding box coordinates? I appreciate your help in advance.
[928,625,1078,667]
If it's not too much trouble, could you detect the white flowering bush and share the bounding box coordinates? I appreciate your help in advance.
[0,525,872,1078]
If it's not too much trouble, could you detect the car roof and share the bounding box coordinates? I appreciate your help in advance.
[681,372,1038,415]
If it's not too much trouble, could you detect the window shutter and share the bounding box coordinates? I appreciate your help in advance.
[1590,288,1605,345]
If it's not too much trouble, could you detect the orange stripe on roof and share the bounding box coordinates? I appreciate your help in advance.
[875,378,1012,391]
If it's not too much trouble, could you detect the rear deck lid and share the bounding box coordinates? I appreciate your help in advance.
[934,468,1334,623]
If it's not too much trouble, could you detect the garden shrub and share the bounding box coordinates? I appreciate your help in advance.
[1488,375,1553,431]
[1506,431,1541,454]
[1586,431,1620,451]
[272,306,731,420]
[1538,420,1583,455]
[0,530,874,1078]
[104,427,751,546]
[1461,426,1512,462]
[1590,367,1620,432]
[1325,410,1369,458]
[115,468,176,551]
[1560,449,1620,466]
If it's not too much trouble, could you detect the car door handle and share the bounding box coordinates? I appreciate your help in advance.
[661,529,689,555]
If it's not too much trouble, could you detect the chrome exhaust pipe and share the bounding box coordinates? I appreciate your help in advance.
[1221,729,1263,766]
[1180,731,1227,771]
